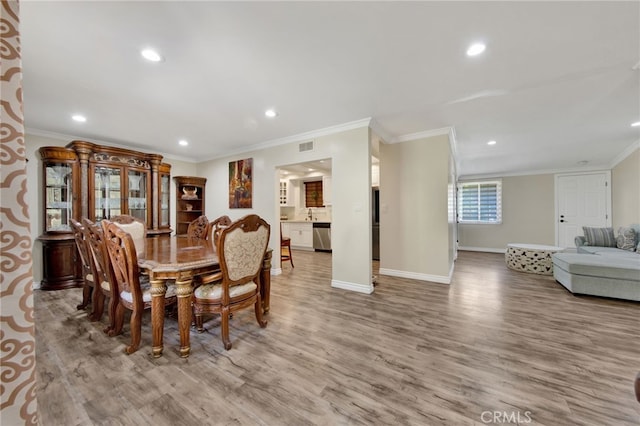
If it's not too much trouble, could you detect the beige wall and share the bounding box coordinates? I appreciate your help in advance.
[458,174,555,251]
[612,147,640,228]
[197,125,374,293]
[379,134,453,281]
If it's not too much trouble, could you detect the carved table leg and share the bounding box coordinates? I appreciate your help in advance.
[150,277,166,358]
[261,249,272,314]
[176,276,193,358]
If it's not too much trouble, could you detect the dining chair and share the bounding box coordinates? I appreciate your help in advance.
[192,214,270,350]
[102,220,177,354]
[187,215,209,240]
[207,215,232,244]
[70,218,96,311]
[82,218,119,335]
[280,222,294,268]
[110,214,146,255]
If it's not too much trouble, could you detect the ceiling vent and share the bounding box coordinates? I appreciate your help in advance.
[299,140,314,152]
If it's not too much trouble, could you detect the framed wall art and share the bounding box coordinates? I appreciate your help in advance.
[229,158,253,208]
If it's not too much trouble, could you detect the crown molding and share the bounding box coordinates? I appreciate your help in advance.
[202,118,374,161]
[368,118,392,143]
[390,126,453,144]
[25,127,197,163]
[459,165,612,181]
[609,139,639,168]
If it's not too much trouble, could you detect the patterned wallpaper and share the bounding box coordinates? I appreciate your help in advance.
[0,0,38,423]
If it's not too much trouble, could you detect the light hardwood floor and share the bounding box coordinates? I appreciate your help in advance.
[35,250,639,425]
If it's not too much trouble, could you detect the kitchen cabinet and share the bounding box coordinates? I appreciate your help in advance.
[279,180,288,205]
[281,222,313,249]
[322,175,332,206]
[372,163,380,187]
[174,176,207,236]
[280,178,300,208]
[37,141,172,290]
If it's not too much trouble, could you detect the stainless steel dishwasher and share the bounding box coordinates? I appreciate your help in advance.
[312,222,331,252]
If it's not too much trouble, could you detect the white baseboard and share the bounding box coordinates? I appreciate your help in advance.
[379,268,451,285]
[458,246,506,254]
[33,280,40,290]
[271,268,282,276]
[331,279,374,294]
[291,246,315,252]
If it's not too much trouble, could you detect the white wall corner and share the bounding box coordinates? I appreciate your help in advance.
[331,279,374,294]
[368,118,392,143]
[458,246,507,254]
[271,268,282,276]
[378,268,451,285]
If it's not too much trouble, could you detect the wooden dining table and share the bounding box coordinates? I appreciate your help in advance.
[138,236,272,358]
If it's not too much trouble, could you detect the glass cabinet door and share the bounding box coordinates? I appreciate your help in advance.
[160,173,170,227]
[127,170,147,222]
[45,163,73,232]
[94,167,121,221]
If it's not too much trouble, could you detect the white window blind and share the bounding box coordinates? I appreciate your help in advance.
[458,181,502,224]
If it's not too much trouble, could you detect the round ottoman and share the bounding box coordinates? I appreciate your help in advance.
[505,243,564,275]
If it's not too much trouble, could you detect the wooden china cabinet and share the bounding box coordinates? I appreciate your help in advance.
[37,147,82,290]
[37,141,172,290]
[174,176,207,236]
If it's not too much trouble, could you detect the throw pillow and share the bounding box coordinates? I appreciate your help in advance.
[616,227,637,251]
[582,226,616,247]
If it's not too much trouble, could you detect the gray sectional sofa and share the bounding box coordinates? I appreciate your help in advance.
[552,225,640,301]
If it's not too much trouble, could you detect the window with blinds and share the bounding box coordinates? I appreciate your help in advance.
[457,180,502,224]
[304,181,324,207]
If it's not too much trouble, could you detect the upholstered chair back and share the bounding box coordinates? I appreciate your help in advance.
[218,215,270,285]
[109,215,146,255]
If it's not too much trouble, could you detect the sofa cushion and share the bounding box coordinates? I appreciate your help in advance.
[617,226,637,251]
[576,246,638,258]
[552,253,640,281]
[583,226,616,247]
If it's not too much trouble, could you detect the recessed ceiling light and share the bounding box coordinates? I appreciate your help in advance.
[487,140,497,145]
[141,48,163,62]
[467,43,486,56]
[72,114,87,122]
[631,121,640,127]
[265,109,278,118]
[308,168,314,172]
[178,140,188,146]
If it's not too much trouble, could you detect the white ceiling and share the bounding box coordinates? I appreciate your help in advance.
[20,1,640,178]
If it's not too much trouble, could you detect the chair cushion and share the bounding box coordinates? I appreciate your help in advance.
[112,221,145,254]
[120,280,176,303]
[194,282,257,300]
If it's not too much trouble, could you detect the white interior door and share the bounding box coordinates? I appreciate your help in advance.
[556,172,611,248]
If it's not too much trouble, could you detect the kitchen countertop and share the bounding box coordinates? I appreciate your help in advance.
[281,220,331,224]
